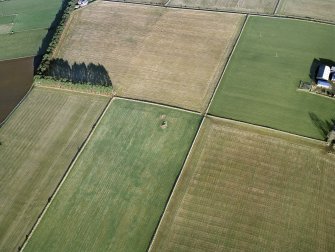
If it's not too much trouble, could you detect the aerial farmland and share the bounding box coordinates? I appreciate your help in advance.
[53,2,244,112]
[167,0,278,13]
[0,87,108,250]
[209,16,335,140]
[277,0,335,23]
[1,0,335,251]
[150,117,335,251]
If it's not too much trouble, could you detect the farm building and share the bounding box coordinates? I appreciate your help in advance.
[317,65,331,81]
[75,0,88,8]
[331,73,335,83]
[317,80,332,89]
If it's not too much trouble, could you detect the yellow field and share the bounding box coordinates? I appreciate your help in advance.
[150,117,335,251]
[54,1,244,112]
[167,0,278,13]
[278,0,335,22]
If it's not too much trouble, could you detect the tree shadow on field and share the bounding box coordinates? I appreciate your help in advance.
[309,58,335,80]
[33,0,73,71]
[48,58,112,87]
[309,112,335,140]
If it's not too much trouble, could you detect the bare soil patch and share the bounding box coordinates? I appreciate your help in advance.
[54,1,244,112]
[0,57,33,124]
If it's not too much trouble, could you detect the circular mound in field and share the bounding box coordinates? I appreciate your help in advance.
[160,120,167,129]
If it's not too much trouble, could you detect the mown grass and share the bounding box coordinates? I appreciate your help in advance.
[25,99,201,252]
[209,16,335,140]
[0,29,48,59]
[151,116,335,252]
[0,87,109,251]
[0,0,63,59]
[0,0,63,32]
[34,77,114,96]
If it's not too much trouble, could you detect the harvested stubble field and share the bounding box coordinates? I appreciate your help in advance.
[167,0,278,13]
[0,87,108,251]
[150,117,335,252]
[112,0,168,4]
[54,1,244,112]
[277,0,335,23]
[210,16,335,140]
[25,99,201,252]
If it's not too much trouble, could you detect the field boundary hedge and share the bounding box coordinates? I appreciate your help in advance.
[36,0,77,75]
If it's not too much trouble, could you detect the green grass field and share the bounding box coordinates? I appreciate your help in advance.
[151,117,335,252]
[24,99,201,252]
[0,87,108,251]
[0,0,63,59]
[209,16,335,140]
[0,29,48,59]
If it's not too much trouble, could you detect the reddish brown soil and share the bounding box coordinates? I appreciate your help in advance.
[0,57,33,124]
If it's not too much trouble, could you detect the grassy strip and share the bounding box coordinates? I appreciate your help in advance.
[34,77,114,96]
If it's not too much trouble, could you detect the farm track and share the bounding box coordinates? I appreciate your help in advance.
[106,0,335,25]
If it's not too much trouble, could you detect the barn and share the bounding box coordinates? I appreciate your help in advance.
[316,65,331,81]
[317,79,332,89]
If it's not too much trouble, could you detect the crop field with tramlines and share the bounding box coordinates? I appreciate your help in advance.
[114,0,168,4]
[210,16,335,140]
[0,87,108,251]
[1,0,335,251]
[277,0,335,23]
[167,0,278,13]
[24,99,201,252]
[53,1,244,112]
[150,117,335,252]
